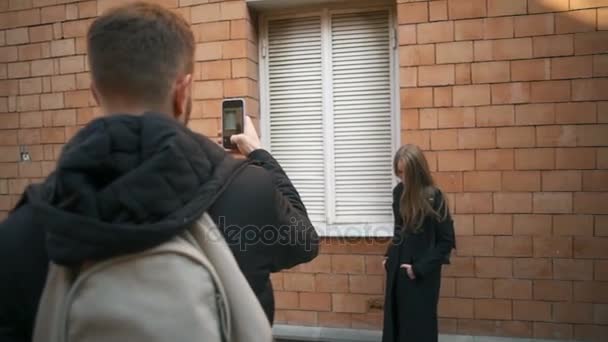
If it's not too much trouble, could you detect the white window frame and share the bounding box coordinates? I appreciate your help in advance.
[258,5,400,237]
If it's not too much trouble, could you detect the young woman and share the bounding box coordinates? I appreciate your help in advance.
[382,144,456,342]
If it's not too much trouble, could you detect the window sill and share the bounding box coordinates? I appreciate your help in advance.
[313,222,393,237]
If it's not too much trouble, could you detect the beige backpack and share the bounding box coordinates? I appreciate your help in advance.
[33,213,273,342]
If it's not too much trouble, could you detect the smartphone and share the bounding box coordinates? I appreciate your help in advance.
[222,98,245,149]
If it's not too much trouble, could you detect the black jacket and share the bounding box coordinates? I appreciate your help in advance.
[0,113,319,342]
[383,183,455,342]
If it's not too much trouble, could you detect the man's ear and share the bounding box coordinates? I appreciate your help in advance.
[173,74,193,120]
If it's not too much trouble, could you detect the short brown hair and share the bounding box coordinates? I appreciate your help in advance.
[87,2,195,106]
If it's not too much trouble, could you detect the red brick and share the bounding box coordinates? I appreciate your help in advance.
[573,78,608,101]
[315,274,348,293]
[484,17,514,39]
[576,192,608,214]
[454,19,483,41]
[431,129,457,150]
[492,82,530,104]
[494,279,532,300]
[475,299,512,320]
[537,125,577,147]
[331,255,364,274]
[495,236,533,257]
[434,87,453,107]
[557,148,596,169]
[192,22,229,43]
[541,171,581,192]
[454,192,493,213]
[50,39,74,57]
[463,172,501,192]
[437,41,473,64]
[497,127,535,148]
[282,310,317,325]
[275,291,299,310]
[494,192,532,213]
[400,67,417,88]
[17,129,41,145]
[533,35,574,57]
[531,80,571,103]
[220,1,248,21]
[575,324,608,342]
[30,59,53,77]
[429,0,448,21]
[418,21,453,44]
[437,107,475,128]
[191,3,220,24]
[195,42,222,62]
[475,105,514,127]
[442,255,476,277]
[487,0,526,16]
[62,19,92,39]
[583,170,608,192]
[51,74,75,92]
[398,2,428,24]
[534,236,572,259]
[456,236,494,256]
[528,0,570,13]
[437,150,475,172]
[515,148,555,170]
[458,128,496,149]
[595,304,608,324]
[515,14,555,37]
[230,19,251,40]
[552,56,593,80]
[283,273,315,292]
[594,55,608,77]
[556,9,596,34]
[476,149,514,170]
[453,84,490,106]
[554,303,594,324]
[533,280,573,301]
[317,312,350,328]
[299,292,331,311]
[400,44,435,66]
[511,59,551,82]
[447,0,486,20]
[401,87,433,108]
[556,102,597,124]
[8,62,30,78]
[475,257,512,278]
[398,24,417,46]
[294,255,331,273]
[575,281,608,303]
[452,214,474,235]
[514,258,553,279]
[475,41,494,62]
[365,255,386,275]
[456,278,492,298]
[493,38,533,61]
[471,61,510,84]
[402,130,430,150]
[332,293,373,314]
[351,312,383,330]
[596,260,608,281]
[438,297,474,318]
[513,300,552,321]
[575,31,608,55]
[455,63,471,85]
[555,215,594,237]
[534,322,573,340]
[574,236,608,258]
[349,275,383,295]
[441,278,456,297]
[402,109,419,130]
[418,64,454,86]
[600,7,608,30]
[503,171,541,192]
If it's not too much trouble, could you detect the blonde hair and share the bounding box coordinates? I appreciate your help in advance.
[393,144,447,232]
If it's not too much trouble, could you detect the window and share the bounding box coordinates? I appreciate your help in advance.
[259,7,399,236]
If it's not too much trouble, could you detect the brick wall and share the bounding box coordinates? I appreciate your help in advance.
[1,0,607,341]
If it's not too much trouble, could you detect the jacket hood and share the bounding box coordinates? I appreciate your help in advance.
[24,113,248,265]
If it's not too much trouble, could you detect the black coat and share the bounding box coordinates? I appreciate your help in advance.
[382,183,455,342]
[0,113,319,342]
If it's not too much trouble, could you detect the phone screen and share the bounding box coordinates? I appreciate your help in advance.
[222,99,244,149]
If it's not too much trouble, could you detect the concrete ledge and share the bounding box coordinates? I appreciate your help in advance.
[272,325,582,342]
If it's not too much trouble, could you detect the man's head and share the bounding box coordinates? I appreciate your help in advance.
[87,2,195,123]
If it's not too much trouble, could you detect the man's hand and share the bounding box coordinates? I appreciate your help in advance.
[231,115,262,156]
[400,263,416,280]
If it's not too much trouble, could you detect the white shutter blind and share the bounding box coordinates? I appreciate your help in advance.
[331,11,393,220]
[267,17,326,221]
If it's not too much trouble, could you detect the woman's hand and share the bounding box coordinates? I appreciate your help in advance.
[382,257,387,269]
[400,263,416,280]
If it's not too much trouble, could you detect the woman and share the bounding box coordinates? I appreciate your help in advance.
[382,144,456,342]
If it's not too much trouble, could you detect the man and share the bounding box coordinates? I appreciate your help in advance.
[0,3,319,341]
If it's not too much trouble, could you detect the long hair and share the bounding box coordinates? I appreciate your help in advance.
[393,144,447,233]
